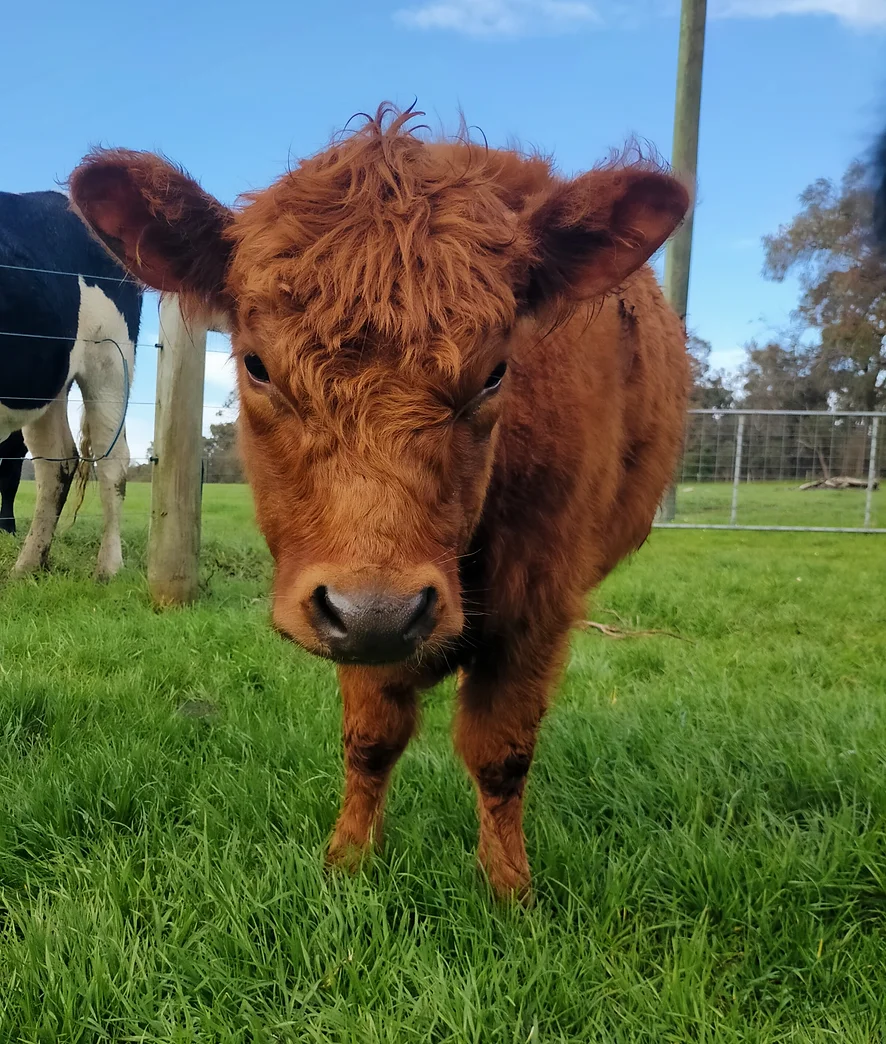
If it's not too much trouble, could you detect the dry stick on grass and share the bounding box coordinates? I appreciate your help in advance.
[580,608,693,642]
[798,476,876,491]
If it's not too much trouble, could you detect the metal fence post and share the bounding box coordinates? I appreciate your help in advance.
[730,414,745,526]
[656,482,678,523]
[653,409,885,534]
[865,416,880,529]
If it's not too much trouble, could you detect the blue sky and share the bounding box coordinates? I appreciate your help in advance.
[2,0,885,457]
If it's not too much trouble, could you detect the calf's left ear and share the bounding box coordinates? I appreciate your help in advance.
[520,166,690,310]
[68,148,235,313]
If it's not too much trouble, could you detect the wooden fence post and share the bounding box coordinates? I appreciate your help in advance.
[656,0,707,525]
[148,294,207,606]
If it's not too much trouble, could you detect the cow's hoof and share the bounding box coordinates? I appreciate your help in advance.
[95,552,123,583]
[11,559,44,578]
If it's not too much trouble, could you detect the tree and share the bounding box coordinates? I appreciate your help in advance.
[762,161,886,412]
[739,339,876,482]
[126,451,153,482]
[686,334,734,409]
[741,339,828,411]
[201,393,244,483]
[673,335,735,485]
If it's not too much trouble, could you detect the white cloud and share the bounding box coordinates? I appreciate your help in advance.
[203,350,238,440]
[712,0,886,26]
[395,0,886,35]
[394,0,599,36]
[203,342,237,417]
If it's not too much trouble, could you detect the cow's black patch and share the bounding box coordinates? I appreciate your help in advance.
[0,430,26,534]
[1,190,141,411]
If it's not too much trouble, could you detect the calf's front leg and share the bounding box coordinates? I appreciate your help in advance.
[455,636,568,900]
[327,666,417,870]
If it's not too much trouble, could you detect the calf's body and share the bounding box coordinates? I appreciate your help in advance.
[326,272,687,894]
[69,107,689,896]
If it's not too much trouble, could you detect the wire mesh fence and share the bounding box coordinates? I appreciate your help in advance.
[656,409,885,533]
[10,409,883,534]
[2,255,884,537]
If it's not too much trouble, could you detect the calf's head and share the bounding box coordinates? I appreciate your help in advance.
[69,108,688,666]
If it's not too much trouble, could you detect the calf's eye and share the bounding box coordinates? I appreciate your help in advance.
[483,361,507,394]
[244,353,270,384]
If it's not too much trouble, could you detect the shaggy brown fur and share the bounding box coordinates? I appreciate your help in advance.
[69,105,691,899]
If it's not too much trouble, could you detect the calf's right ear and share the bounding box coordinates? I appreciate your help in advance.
[69,148,234,312]
[520,164,691,311]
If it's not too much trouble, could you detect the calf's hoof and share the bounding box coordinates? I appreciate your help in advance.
[326,840,372,875]
[327,839,371,872]
[479,852,533,905]
[485,869,533,906]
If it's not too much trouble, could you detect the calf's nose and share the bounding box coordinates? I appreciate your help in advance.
[311,584,438,664]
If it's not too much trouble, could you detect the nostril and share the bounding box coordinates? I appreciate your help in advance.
[312,585,347,636]
[404,586,438,638]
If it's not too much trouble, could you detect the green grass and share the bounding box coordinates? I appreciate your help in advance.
[0,483,885,1042]
[13,477,882,534]
[670,481,882,529]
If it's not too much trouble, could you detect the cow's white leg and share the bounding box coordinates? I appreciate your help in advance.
[76,320,134,582]
[14,395,77,575]
[81,393,130,581]
[95,428,130,581]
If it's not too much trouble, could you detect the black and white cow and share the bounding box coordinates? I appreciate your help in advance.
[0,190,142,578]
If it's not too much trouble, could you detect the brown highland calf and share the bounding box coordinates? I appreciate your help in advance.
[69,106,690,898]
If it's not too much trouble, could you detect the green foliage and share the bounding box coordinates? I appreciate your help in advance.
[202,421,244,485]
[0,484,884,1041]
[759,161,886,412]
[687,334,734,410]
[741,340,830,412]
[202,392,244,484]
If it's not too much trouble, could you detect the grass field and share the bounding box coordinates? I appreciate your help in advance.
[668,481,882,529]
[1,482,885,1042]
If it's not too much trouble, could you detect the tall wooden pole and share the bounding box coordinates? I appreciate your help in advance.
[665,0,707,322]
[148,295,207,606]
[658,0,707,523]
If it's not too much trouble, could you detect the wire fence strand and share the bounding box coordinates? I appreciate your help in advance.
[0,261,141,285]
[0,330,231,354]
